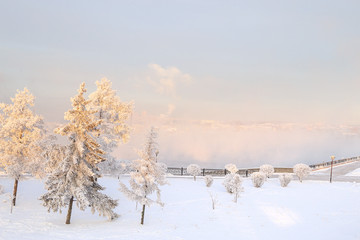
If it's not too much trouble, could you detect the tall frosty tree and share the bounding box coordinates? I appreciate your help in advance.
[88,78,132,175]
[0,88,45,206]
[119,127,167,225]
[41,83,118,224]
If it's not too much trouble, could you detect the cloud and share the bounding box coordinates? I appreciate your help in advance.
[146,64,192,96]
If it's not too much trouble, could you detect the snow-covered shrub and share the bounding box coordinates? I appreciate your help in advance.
[293,163,311,183]
[223,174,234,193]
[251,172,266,188]
[260,164,274,178]
[187,164,201,181]
[223,173,243,198]
[225,164,238,174]
[204,175,213,187]
[231,174,243,202]
[279,173,292,187]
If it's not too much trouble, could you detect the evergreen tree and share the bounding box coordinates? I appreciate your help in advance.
[0,88,45,206]
[41,83,118,224]
[119,127,167,225]
[88,78,132,175]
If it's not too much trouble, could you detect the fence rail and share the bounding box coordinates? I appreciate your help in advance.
[167,167,293,177]
[167,156,360,177]
[309,156,360,169]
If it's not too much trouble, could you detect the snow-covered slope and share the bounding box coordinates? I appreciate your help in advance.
[0,176,359,240]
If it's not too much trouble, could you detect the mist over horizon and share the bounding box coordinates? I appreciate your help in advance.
[113,116,360,169]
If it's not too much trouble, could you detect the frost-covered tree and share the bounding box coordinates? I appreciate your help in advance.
[225,163,238,174]
[231,174,243,203]
[40,83,118,224]
[42,143,66,174]
[0,88,45,206]
[223,174,234,193]
[279,173,292,187]
[187,164,201,181]
[223,173,243,202]
[251,172,266,188]
[293,163,311,183]
[204,175,213,187]
[119,127,167,225]
[260,164,274,179]
[88,78,132,176]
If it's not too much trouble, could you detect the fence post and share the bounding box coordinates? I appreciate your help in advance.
[246,169,249,177]
[181,167,183,176]
[202,168,205,176]
[224,169,227,175]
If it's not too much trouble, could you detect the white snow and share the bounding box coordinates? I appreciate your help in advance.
[346,168,360,177]
[0,176,359,240]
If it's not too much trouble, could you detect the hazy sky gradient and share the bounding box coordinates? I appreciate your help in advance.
[1,0,360,166]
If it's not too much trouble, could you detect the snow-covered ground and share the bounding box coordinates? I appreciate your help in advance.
[1,174,360,240]
[346,168,360,177]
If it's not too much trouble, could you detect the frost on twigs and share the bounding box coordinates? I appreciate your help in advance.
[0,88,46,206]
[260,164,274,179]
[251,172,266,188]
[279,173,292,187]
[88,78,133,176]
[225,164,238,174]
[204,175,213,187]
[40,83,118,223]
[208,191,218,210]
[187,164,201,181]
[223,173,243,202]
[119,127,167,225]
[293,163,311,183]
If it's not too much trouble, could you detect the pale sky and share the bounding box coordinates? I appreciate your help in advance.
[1,0,360,167]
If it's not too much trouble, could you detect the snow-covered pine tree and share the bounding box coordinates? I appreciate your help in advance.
[119,127,167,225]
[0,88,45,206]
[42,143,66,174]
[40,83,118,224]
[88,78,132,176]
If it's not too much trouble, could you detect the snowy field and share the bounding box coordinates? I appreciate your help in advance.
[1,174,360,240]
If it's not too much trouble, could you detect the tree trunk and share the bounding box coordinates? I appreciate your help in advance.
[141,204,146,225]
[66,196,74,224]
[12,178,19,206]
[193,175,196,181]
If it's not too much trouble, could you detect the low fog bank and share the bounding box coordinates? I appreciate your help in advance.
[115,120,360,168]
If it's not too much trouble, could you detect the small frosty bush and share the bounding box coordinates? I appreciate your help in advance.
[251,172,266,188]
[223,173,243,196]
[231,174,243,202]
[293,163,311,183]
[223,174,234,193]
[260,164,274,178]
[187,164,201,181]
[279,173,292,187]
[225,164,238,174]
[204,175,213,187]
